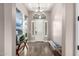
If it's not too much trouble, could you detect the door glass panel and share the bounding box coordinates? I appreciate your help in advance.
[44,21,48,37]
[32,22,35,36]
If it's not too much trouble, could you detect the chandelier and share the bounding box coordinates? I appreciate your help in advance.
[35,3,43,12]
[33,3,46,19]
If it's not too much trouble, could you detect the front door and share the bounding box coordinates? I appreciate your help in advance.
[35,20,44,41]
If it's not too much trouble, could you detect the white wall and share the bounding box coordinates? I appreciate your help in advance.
[50,4,65,46]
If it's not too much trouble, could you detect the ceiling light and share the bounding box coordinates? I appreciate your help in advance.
[39,15,41,19]
[35,9,38,12]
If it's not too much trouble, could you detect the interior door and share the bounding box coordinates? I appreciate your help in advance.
[35,20,44,41]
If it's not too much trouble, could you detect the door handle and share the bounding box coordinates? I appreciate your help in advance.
[35,31,37,35]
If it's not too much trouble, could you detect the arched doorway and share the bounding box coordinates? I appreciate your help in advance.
[31,12,48,41]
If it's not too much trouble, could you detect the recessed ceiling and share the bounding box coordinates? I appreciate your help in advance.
[24,3,54,12]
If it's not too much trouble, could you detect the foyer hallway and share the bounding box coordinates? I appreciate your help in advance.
[0,3,76,56]
[16,3,74,56]
[16,3,63,56]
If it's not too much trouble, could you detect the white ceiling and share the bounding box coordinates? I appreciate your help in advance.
[24,3,54,12]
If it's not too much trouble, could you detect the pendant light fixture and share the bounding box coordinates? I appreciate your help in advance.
[33,2,46,19]
[35,2,41,12]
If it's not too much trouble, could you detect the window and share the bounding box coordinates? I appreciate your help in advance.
[16,8,23,36]
[44,21,48,37]
[31,21,35,36]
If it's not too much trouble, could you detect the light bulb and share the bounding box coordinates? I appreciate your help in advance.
[35,9,38,12]
[40,9,43,12]
[39,15,41,19]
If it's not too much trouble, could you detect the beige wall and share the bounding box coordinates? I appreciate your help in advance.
[4,3,16,56]
[75,3,79,56]
[0,3,16,56]
[64,3,75,56]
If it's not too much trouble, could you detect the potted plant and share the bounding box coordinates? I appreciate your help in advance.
[19,34,25,43]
